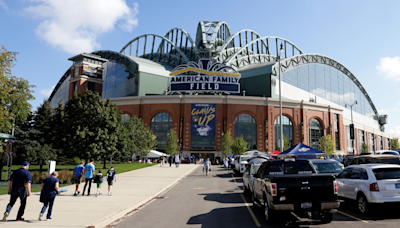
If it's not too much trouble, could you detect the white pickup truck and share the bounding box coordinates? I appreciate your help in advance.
[234,155,253,175]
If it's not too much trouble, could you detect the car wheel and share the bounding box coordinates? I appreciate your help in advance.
[357,194,369,214]
[320,212,333,224]
[264,201,276,224]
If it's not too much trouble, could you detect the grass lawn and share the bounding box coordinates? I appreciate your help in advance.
[0,185,68,195]
[0,162,157,195]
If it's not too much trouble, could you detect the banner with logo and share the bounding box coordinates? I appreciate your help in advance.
[84,67,102,78]
[170,59,241,93]
[191,104,216,136]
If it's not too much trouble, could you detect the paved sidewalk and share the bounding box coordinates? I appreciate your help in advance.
[0,164,199,228]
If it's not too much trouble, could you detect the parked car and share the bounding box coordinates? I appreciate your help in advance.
[234,155,253,175]
[336,164,400,213]
[349,155,400,166]
[374,150,400,156]
[309,159,344,175]
[243,157,269,195]
[252,158,339,224]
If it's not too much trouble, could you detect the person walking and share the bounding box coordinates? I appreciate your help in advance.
[187,156,191,164]
[38,171,60,221]
[230,157,235,170]
[204,158,211,176]
[94,170,103,197]
[174,155,180,168]
[192,155,195,164]
[3,161,32,222]
[224,158,229,170]
[82,158,95,196]
[168,155,172,167]
[72,161,85,196]
[106,166,117,196]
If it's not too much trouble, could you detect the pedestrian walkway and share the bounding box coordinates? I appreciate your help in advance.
[0,164,199,228]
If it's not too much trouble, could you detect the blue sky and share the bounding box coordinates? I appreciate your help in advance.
[1,0,400,136]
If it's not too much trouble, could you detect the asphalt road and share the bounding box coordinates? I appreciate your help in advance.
[113,165,400,228]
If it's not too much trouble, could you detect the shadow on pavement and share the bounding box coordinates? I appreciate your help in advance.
[199,193,244,204]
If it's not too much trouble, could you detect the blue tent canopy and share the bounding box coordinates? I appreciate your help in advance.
[279,143,326,155]
[395,149,400,153]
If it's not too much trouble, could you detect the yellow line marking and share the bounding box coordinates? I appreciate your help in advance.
[231,174,261,227]
[193,188,207,190]
[170,67,241,77]
[337,210,368,223]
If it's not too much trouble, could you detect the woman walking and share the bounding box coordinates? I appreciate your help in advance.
[39,171,60,221]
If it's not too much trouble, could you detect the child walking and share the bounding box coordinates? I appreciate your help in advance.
[94,169,103,197]
[106,167,116,196]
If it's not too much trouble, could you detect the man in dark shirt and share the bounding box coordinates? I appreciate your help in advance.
[3,161,32,222]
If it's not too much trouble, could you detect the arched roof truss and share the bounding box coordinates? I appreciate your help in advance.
[224,36,303,69]
[120,34,190,65]
[195,21,232,54]
[164,28,200,60]
[271,54,378,118]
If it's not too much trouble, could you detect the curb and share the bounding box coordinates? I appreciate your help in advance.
[90,165,199,228]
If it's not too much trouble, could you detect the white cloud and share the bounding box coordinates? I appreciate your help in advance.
[41,85,55,97]
[0,0,8,10]
[389,126,400,138]
[24,0,139,54]
[376,56,400,81]
[378,109,389,115]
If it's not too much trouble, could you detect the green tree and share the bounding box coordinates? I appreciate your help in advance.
[221,130,234,158]
[361,143,369,154]
[0,45,35,151]
[275,135,290,152]
[390,138,400,150]
[318,134,335,155]
[62,90,120,167]
[164,128,179,155]
[32,100,57,172]
[126,116,157,159]
[231,136,248,155]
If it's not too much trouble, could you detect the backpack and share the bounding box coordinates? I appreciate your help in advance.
[94,173,103,183]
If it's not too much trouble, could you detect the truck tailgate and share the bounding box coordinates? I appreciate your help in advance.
[269,174,337,202]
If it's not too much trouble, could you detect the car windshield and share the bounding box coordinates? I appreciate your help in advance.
[382,152,399,155]
[376,158,400,164]
[373,168,400,180]
[251,164,261,174]
[313,162,343,173]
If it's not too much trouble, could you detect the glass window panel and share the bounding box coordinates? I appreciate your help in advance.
[234,114,257,149]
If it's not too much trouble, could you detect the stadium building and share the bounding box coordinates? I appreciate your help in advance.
[49,21,392,160]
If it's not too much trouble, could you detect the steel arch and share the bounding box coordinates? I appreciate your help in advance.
[164,27,200,60]
[195,21,232,53]
[120,34,190,64]
[217,29,268,57]
[271,54,379,118]
[48,69,71,102]
[224,36,303,66]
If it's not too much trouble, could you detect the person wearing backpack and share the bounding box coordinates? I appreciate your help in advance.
[106,167,117,196]
[93,170,103,197]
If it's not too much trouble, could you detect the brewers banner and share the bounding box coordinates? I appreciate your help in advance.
[191,104,216,136]
[169,59,241,93]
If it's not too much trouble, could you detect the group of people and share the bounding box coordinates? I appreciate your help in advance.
[165,155,182,168]
[223,157,235,170]
[2,159,117,222]
[72,158,117,197]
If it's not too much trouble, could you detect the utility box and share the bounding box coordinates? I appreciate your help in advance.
[48,161,56,174]
[379,115,388,125]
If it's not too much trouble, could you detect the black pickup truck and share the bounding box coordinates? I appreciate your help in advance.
[252,158,340,224]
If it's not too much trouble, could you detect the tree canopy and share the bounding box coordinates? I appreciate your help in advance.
[164,128,178,155]
[231,136,248,155]
[221,130,233,158]
[0,45,35,151]
[61,90,120,161]
[318,134,334,155]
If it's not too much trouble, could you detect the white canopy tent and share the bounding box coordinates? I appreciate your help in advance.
[148,150,168,158]
[244,150,268,156]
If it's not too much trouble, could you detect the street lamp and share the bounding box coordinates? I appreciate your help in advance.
[345,101,357,154]
[277,43,285,150]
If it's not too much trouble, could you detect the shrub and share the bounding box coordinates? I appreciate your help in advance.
[31,171,41,184]
[58,169,73,184]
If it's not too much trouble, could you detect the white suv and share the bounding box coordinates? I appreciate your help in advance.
[336,164,400,213]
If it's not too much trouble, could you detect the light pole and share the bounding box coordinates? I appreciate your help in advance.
[345,101,357,154]
[277,43,285,151]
